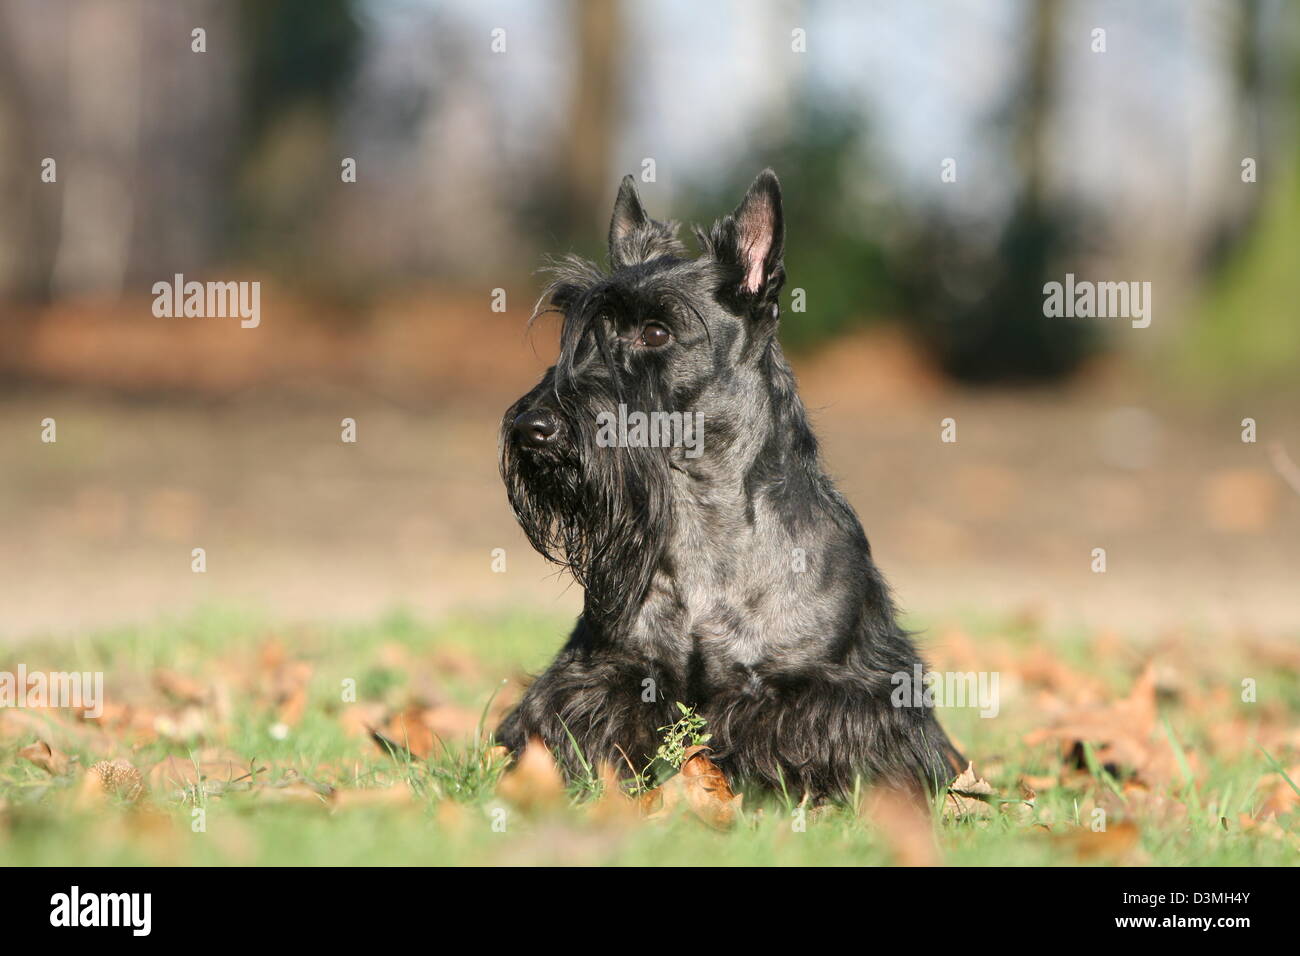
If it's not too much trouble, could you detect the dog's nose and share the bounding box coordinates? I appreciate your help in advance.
[512,411,559,448]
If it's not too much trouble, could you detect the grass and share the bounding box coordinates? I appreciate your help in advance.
[0,607,1297,866]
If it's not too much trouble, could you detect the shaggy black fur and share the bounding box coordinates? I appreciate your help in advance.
[497,170,961,801]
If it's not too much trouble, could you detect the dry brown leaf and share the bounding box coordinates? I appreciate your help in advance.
[677,745,741,829]
[1015,645,1106,701]
[423,704,481,740]
[339,702,386,740]
[1084,781,1188,828]
[638,779,677,817]
[1049,821,1141,862]
[374,707,438,760]
[276,683,310,728]
[153,669,208,704]
[369,704,482,761]
[148,753,259,799]
[641,748,742,828]
[950,762,996,797]
[587,764,639,826]
[860,787,941,866]
[3,708,111,752]
[944,762,998,820]
[259,639,288,673]
[258,641,313,727]
[1236,812,1300,848]
[430,646,484,681]
[1019,773,1058,792]
[1023,663,1179,784]
[19,739,71,776]
[80,701,156,739]
[1258,766,1300,820]
[496,737,567,812]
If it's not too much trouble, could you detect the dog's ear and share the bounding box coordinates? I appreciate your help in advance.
[609,175,650,267]
[608,175,687,269]
[721,169,785,302]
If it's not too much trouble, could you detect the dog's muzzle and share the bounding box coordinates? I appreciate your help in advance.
[511,410,560,449]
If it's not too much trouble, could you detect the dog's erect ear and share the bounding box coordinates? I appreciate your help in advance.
[608,175,687,269]
[609,175,649,267]
[726,169,784,300]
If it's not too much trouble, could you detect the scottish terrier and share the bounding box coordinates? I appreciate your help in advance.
[497,170,961,801]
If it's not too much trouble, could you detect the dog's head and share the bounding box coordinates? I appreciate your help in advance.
[500,170,787,628]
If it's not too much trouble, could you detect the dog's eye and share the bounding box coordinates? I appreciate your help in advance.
[639,323,672,348]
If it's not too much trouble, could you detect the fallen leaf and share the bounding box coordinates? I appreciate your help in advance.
[19,739,71,776]
[861,787,940,866]
[431,646,484,681]
[339,702,386,740]
[258,641,313,727]
[276,683,310,728]
[1023,664,1179,784]
[1236,813,1300,849]
[423,703,481,741]
[587,764,639,825]
[1090,782,1187,828]
[944,762,998,820]
[372,707,437,760]
[1258,765,1300,820]
[1050,821,1141,862]
[676,745,741,829]
[153,669,207,704]
[148,753,260,800]
[368,704,482,761]
[3,708,111,752]
[496,738,567,812]
[638,780,677,817]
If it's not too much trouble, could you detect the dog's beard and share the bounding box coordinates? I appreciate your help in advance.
[500,391,671,635]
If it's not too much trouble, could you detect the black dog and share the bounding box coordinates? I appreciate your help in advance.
[497,170,960,801]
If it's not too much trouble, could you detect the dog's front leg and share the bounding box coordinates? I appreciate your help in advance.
[496,631,676,783]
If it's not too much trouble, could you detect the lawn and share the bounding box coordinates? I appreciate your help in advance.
[1,607,1297,866]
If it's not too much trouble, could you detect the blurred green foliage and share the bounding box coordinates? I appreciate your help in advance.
[1181,141,1300,389]
[233,0,362,280]
[238,0,362,144]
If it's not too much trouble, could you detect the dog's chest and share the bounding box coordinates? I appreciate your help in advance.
[630,492,833,672]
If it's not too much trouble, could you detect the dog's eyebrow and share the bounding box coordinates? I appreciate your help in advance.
[550,291,630,403]
[661,287,711,347]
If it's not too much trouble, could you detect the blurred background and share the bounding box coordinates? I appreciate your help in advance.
[0,0,1297,642]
